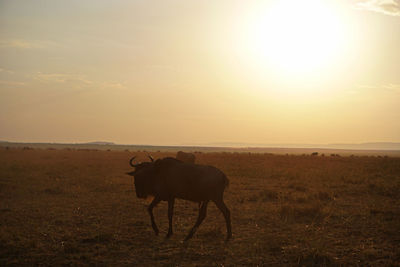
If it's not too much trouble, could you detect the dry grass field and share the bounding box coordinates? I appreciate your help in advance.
[1,148,399,266]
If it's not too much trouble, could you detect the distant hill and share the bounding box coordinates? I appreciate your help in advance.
[324,142,400,151]
[205,142,400,151]
[82,141,115,145]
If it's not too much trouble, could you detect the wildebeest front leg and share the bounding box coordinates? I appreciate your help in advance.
[148,197,161,235]
[166,198,175,238]
[185,200,209,241]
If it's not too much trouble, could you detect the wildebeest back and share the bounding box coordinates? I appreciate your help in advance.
[154,158,228,202]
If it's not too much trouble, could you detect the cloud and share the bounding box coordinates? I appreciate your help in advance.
[0,39,59,49]
[0,68,14,74]
[31,72,126,90]
[0,68,24,87]
[355,0,400,16]
[100,82,127,90]
[0,80,25,86]
[0,39,33,49]
[33,72,93,85]
[357,83,400,93]
[382,83,400,92]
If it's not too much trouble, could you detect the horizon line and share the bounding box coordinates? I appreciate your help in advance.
[1,140,400,151]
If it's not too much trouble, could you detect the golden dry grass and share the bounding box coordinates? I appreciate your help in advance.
[0,148,399,266]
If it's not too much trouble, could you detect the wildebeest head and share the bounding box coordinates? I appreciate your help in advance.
[126,156,156,199]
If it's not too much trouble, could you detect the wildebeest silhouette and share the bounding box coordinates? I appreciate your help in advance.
[126,156,231,241]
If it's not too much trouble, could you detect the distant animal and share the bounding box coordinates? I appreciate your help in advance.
[176,151,195,164]
[311,152,318,156]
[126,156,231,241]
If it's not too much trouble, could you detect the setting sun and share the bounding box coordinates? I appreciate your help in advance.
[240,0,348,79]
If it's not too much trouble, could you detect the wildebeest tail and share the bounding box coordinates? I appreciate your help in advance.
[223,173,229,188]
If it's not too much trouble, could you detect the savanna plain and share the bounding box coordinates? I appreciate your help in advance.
[0,147,399,266]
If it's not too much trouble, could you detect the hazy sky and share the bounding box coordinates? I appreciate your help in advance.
[1,0,399,145]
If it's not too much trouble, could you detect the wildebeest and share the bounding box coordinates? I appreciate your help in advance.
[126,156,232,241]
[176,151,195,164]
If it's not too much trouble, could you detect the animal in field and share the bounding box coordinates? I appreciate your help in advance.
[176,151,195,164]
[126,156,231,241]
[311,152,318,156]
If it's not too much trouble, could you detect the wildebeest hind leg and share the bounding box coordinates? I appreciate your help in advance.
[185,200,209,241]
[213,199,232,240]
[148,197,161,236]
[166,198,175,238]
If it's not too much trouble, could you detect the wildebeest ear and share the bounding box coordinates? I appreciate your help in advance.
[126,171,136,176]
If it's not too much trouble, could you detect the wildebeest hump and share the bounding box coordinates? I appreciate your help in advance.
[176,151,196,164]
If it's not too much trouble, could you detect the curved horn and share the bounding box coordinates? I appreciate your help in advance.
[148,155,154,162]
[129,156,140,167]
